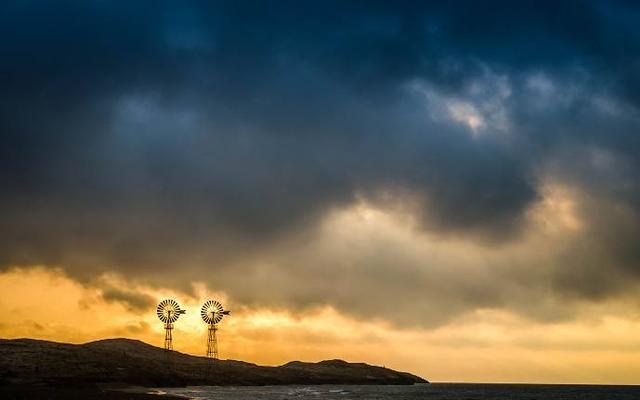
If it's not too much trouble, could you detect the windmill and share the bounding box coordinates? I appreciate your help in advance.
[200,300,230,359]
[156,299,186,351]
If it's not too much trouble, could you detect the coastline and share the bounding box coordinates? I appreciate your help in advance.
[0,385,184,400]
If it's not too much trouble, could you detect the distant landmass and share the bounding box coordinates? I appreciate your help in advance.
[0,338,427,387]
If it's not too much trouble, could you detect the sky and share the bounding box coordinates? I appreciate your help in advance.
[2,0,640,384]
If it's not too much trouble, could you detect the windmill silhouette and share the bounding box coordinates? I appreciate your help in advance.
[200,300,230,359]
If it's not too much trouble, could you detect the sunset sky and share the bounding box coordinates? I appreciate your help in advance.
[2,1,640,384]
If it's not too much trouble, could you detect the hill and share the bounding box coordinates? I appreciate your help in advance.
[0,338,427,387]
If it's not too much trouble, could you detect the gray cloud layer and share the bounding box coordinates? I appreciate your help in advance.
[2,1,640,326]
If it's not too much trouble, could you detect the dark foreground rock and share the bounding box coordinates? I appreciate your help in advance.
[0,386,183,400]
[0,338,427,387]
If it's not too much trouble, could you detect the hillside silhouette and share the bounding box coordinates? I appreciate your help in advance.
[0,338,427,387]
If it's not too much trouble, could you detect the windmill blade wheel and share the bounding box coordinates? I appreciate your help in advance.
[157,299,184,323]
[201,300,226,324]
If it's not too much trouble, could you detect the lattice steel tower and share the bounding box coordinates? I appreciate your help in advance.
[201,300,230,359]
[156,299,186,351]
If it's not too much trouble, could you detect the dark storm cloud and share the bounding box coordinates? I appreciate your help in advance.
[100,287,155,312]
[2,0,640,325]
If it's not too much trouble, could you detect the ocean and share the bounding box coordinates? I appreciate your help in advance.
[155,383,640,399]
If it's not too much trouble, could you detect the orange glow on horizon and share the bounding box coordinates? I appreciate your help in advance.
[2,266,640,384]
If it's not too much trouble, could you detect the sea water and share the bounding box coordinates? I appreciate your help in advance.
[156,383,640,399]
